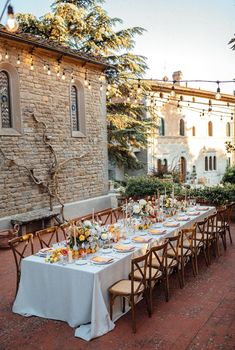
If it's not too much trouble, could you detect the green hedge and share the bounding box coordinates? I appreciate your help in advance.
[124,176,235,206]
[222,166,235,184]
[125,176,182,197]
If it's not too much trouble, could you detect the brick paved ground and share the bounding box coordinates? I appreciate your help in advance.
[0,228,234,350]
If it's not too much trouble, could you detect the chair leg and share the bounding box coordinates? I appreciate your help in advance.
[164,272,169,302]
[191,255,197,277]
[181,258,185,287]
[109,294,114,320]
[177,264,183,288]
[122,297,126,313]
[194,248,199,275]
[130,296,136,333]
[227,226,233,244]
[203,246,209,266]
[145,287,151,317]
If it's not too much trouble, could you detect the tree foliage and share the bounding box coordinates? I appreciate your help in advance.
[17,0,159,168]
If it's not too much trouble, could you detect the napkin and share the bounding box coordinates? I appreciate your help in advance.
[163,222,180,227]
[187,211,200,216]
[197,207,209,211]
[38,248,54,256]
[91,256,113,264]
[132,236,152,243]
[114,244,135,252]
[148,229,166,235]
[176,216,190,221]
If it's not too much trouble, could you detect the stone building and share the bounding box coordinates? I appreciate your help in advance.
[0,28,112,228]
[147,72,235,185]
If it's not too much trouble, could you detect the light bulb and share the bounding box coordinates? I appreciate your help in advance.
[100,84,103,91]
[30,63,34,71]
[215,88,221,100]
[88,82,91,90]
[170,85,176,97]
[71,76,75,83]
[5,5,19,33]
[48,67,51,76]
[5,51,9,60]
[17,55,20,65]
[43,63,47,70]
[61,71,65,80]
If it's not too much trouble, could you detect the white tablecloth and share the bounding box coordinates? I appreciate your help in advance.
[13,207,215,341]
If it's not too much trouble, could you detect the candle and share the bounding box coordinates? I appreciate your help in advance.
[172,185,174,200]
[185,188,187,202]
[164,187,166,197]
[157,190,160,209]
[92,208,95,222]
[68,250,73,263]
[73,224,78,249]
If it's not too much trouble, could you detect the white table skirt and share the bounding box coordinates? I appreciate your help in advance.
[12,207,215,341]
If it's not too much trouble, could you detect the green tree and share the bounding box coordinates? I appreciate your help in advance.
[17,0,158,169]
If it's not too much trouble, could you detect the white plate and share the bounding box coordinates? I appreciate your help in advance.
[120,239,131,244]
[138,231,147,236]
[75,260,88,265]
[101,248,113,254]
[90,259,113,265]
[113,247,135,253]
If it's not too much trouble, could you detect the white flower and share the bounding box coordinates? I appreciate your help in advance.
[139,199,147,206]
[101,233,108,240]
[83,220,92,228]
[133,205,141,214]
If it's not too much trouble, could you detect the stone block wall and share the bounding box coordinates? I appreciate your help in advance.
[0,40,109,219]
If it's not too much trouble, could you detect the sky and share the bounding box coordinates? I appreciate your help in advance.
[4,0,235,93]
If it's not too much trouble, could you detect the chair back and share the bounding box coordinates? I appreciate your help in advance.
[96,208,113,225]
[36,226,59,249]
[167,232,181,259]
[112,207,125,222]
[216,208,227,231]
[149,240,168,276]
[180,227,196,255]
[195,218,208,241]
[130,251,149,295]
[8,233,34,294]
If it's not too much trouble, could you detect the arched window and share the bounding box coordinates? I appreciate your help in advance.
[192,126,196,136]
[209,156,212,170]
[226,122,231,137]
[0,63,21,136]
[157,159,162,173]
[163,159,168,173]
[159,117,165,136]
[71,85,79,131]
[0,70,11,128]
[205,157,208,171]
[70,79,86,137]
[213,156,216,170]
[179,119,185,136]
[208,121,213,136]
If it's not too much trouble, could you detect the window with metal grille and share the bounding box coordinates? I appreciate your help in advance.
[179,119,185,136]
[0,70,11,128]
[71,85,79,131]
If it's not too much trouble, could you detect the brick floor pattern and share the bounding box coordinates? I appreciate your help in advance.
[0,227,234,350]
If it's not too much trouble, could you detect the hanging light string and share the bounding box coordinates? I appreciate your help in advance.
[3,48,235,102]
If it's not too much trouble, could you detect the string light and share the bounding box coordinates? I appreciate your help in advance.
[61,70,65,80]
[71,74,74,83]
[88,82,92,90]
[47,66,51,75]
[5,50,9,60]
[215,81,221,100]
[84,70,89,86]
[137,79,142,94]
[30,55,34,70]
[16,54,20,65]
[100,83,103,91]
[170,81,176,97]
[43,63,47,70]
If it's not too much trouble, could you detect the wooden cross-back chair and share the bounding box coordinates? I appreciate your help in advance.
[164,233,183,289]
[224,203,233,245]
[109,251,150,333]
[179,227,198,285]
[141,241,169,315]
[36,226,59,249]
[204,213,220,262]
[194,218,210,269]
[8,233,34,296]
[216,208,228,251]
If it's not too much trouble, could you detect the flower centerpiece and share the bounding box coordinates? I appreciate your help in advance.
[163,197,179,216]
[124,198,155,229]
[67,220,100,257]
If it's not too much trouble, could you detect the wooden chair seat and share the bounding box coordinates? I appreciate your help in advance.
[151,257,178,268]
[132,266,162,281]
[167,247,192,257]
[109,280,145,295]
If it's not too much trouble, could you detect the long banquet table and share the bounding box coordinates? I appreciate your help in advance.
[12,206,215,341]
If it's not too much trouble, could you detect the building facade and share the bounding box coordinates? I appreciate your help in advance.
[0,29,112,228]
[148,72,235,185]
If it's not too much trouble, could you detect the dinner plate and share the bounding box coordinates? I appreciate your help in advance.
[187,211,200,216]
[163,222,180,228]
[119,239,131,244]
[75,260,88,265]
[101,248,112,254]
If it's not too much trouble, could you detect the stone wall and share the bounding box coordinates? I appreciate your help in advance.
[0,40,109,220]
